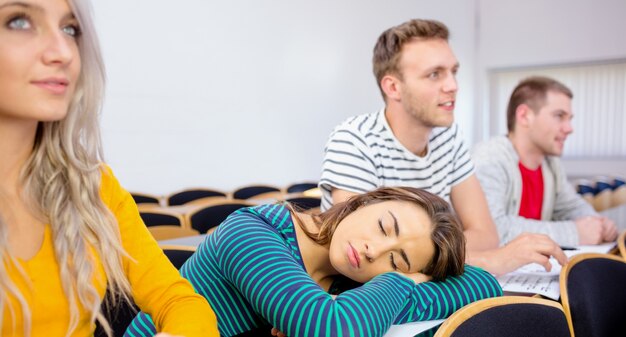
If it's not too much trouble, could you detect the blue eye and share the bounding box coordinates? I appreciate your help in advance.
[7,15,31,30]
[428,71,439,79]
[62,24,80,38]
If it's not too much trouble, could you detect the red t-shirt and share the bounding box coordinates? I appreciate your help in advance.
[518,162,544,220]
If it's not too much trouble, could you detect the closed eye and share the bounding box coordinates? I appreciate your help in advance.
[378,218,387,236]
[389,253,397,270]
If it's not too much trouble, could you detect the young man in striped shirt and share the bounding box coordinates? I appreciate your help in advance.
[320,19,567,275]
[473,76,617,247]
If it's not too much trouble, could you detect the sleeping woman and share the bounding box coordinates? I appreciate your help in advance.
[126,187,502,337]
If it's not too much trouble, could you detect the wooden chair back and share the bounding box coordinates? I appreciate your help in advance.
[434,296,570,337]
[560,253,626,337]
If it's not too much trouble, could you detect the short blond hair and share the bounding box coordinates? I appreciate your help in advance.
[372,19,449,98]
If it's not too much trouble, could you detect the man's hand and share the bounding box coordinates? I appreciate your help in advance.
[600,216,618,242]
[576,216,609,245]
[470,233,567,276]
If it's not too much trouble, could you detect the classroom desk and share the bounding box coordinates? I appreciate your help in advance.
[159,234,207,246]
[158,234,446,337]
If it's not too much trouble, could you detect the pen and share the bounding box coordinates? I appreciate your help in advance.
[560,246,578,251]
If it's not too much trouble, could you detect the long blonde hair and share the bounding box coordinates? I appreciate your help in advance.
[0,0,132,336]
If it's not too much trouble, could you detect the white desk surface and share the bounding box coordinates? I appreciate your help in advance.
[384,319,444,337]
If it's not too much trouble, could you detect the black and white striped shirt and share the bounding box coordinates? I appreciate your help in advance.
[320,109,474,210]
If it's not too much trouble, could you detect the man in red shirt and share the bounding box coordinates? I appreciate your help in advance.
[473,76,617,246]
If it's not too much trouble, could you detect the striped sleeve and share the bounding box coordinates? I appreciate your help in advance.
[124,208,416,337]
[320,124,378,210]
[393,265,502,323]
[448,124,475,186]
[215,210,417,337]
[124,314,156,337]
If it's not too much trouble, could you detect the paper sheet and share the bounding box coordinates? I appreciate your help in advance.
[497,243,616,300]
[384,319,445,337]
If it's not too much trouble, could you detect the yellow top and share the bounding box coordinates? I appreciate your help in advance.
[2,166,218,336]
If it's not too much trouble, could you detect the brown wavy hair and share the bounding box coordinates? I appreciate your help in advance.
[291,187,465,281]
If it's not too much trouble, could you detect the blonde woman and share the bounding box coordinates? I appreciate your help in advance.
[0,0,218,336]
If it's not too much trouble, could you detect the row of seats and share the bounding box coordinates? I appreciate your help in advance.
[576,176,625,195]
[137,190,321,240]
[138,199,254,231]
[575,176,626,211]
[136,175,623,239]
[131,182,319,206]
[136,176,623,209]
[434,232,626,337]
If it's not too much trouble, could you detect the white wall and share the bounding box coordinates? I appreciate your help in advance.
[478,0,626,68]
[93,1,476,195]
[92,0,626,194]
